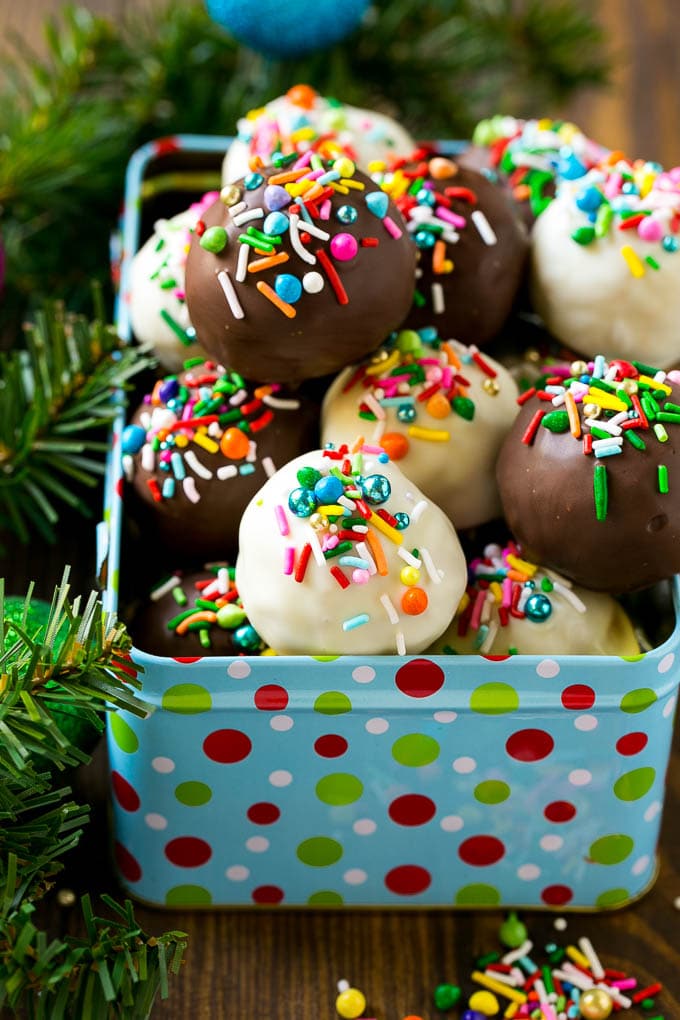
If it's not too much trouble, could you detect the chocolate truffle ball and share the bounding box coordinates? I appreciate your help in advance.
[185,161,417,383]
[127,566,264,657]
[123,359,320,561]
[370,152,529,344]
[496,355,680,592]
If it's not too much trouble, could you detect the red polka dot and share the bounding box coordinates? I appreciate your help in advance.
[395,659,445,699]
[165,836,212,867]
[388,794,436,826]
[254,684,289,711]
[541,884,573,906]
[111,771,140,812]
[384,864,432,896]
[544,800,577,823]
[173,657,202,663]
[506,728,554,762]
[458,835,506,866]
[561,684,595,710]
[314,734,349,758]
[115,477,124,500]
[115,841,142,883]
[482,654,512,662]
[252,885,284,904]
[203,728,252,763]
[616,731,648,756]
[247,802,281,825]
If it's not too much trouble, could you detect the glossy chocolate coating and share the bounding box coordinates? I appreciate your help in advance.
[496,377,680,593]
[185,165,416,383]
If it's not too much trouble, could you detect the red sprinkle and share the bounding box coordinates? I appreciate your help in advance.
[471,350,497,378]
[341,365,367,394]
[632,982,662,1004]
[330,565,350,589]
[376,508,398,527]
[445,186,478,204]
[147,478,162,502]
[517,387,536,406]
[294,543,312,583]
[618,213,647,230]
[249,410,274,432]
[418,382,441,402]
[583,433,593,455]
[239,399,262,416]
[360,237,379,247]
[317,247,349,305]
[195,220,206,237]
[521,409,545,445]
[353,498,372,520]
[630,393,648,428]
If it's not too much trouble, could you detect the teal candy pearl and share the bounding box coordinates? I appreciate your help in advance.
[525,593,552,622]
[288,487,318,517]
[233,624,262,651]
[244,172,264,190]
[360,474,391,505]
[397,404,416,423]
[663,235,678,253]
[336,204,358,224]
[414,230,436,249]
[394,512,410,530]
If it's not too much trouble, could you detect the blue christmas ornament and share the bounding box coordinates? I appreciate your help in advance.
[205,0,370,58]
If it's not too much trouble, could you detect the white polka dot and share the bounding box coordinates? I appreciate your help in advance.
[269,769,293,787]
[568,769,592,787]
[227,660,251,679]
[632,854,651,876]
[151,756,175,774]
[353,819,377,836]
[517,864,541,881]
[658,652,675,674]
[343,868,367,885]
[434,711,457,724]
[540,835,564,852]
[145,813,168,830]
[453,756,476,774]
[554,917,568,931]
[226,865,249,881]
[366,717,389,734]
[536,658,560,679]
[246,836,269,853]
[352,665,376,684]
[440,815,464,832]
[270,714,293,731]
[663,696,676,718]
[574,714,598,732]
[644,800,662,822]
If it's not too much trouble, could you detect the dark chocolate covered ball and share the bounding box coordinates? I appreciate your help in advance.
[123,360,320,561]
[371,153,529,345]
[184,160,417,383]
[496,356,680,593]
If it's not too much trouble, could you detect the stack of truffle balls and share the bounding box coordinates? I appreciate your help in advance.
[122,87,680,659]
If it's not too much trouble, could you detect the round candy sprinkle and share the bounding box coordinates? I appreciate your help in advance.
[468,990,499,1016]
[297,466,322,488]
[525,592,553,622]
[121,424,146,455]
[199,226,228,253]
[314,475,344,503]
[264,184,291,210]
[359,474,391,504]
[233,623,262,651]
[216,604,247,629]
[397,404,417,423]
[220,427,250,460]
[288,487,318,517]
[401,587,428,615]
[337,204,359,224]
[394,512,410,529]
[333,157,355,178]
[330,232,359,261]
[579,988,613,1020]
[335,987,366,1019]
[220,184,241,206]
[263,211,289,235]
[499,911,527,948]
[244,171,264,190]
[433,984,461,1010]
[302,271,324,293]
[274,274,303,304]
[400,566,420,587]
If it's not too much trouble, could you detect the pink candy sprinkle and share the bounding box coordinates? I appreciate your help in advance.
[330,232,359,261]
[638,216,664,242]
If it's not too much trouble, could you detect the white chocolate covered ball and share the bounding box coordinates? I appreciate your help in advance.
[223,84,415,183]
[235,445,467,655]
[531,160,680,369]
[321,336,519,529]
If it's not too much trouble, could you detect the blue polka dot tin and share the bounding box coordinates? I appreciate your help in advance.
[102,137,680,910]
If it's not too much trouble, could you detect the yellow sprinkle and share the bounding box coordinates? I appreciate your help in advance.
[585,390,628,413]
[537,117,553,131]
[339,177,365,190]
[366,350,401,376]
[369,511,403,545]
[566,945,591,969]
[506,554,538,577]
[174,434,189,448]
[388,172,410,200]
[192,432,219,454]
[287,180,313,198]
[368,160,387,173]
[290,126,317,143]
[471,972,527,1005]
[246,106,266,120]
[457,591,471,615]
[621,244,645,278]
[504,1003,519,1019]
[558,122,579,142]
[408,425,451,442]
[329,182,350,195]
[489,581,503,603]
[639,374,671,394]
[317,504,345,516]
[637,168,656,198]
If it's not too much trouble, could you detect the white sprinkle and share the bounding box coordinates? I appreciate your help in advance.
[372,420,386,441]
[396,630,406,656]
[338,495,357,511]
[398,547,421,568]
[364,392,385,419]
[182,476,200,503]
[228,201,247,218]
[217,270,244,319]
[535,979,548,1005]
[431,282,445,314]
[545,568,573,589]
[232,207,264,226]
[246,440,257,463]
[551,392,566,407]
[337,980,350,993]
[230,389,247,406]
[578,936,604,981]
[481,591,493,623]
[208,421,222,437]
[141,444,155,473]
[553,969,590,991]
[411,499,428,523]
[501,939,533,965]
[355,542,377,575]
[289,213,316,265]
[471,209,497,245]
[595,983,631,1009]
[122,454,134,481]
[235,241,250,282]
[300,219,330,241]
[202,579,221,598]
[480,621,498,654]
[517,586,531,612]
[217,567,229,595]
[585,417,621,436]
[139,410,151,430]
[552,580,587,613]
[592,436,623,451]
[150,575,181,601]
[479,969,519,988]
[262,395,300,410]
[420,547,441,584]
[184,450,212,479]
[306,529,324,567]
[380,593,399,625]
[609,410,629,427]
[262,456,276,478]
[217,465,238,480]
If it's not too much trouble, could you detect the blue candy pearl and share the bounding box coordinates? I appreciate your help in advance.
[414,230,436,249]
[418,326,438,344]
[663,235,678,253]
[288,487,318,517]
[274,273,303,304]
[394,512,410,530]
[525,593,553,622]
[557,148,587,180]
[263,211,289,235]
[397,403,417,423]
[233,624,261,651]
[336,204,358,224]
[158,378,179,403]
[416,188,436,207]
[575,185,603,212]
[621,180,638,195]
[360,473,391,505]
[314,475,344,503]
[121,424,146,455]
[244,172,264,190]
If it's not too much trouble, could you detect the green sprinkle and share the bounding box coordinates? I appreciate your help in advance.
[541,577,553,592]
[654,422,669,443]
[218,408,247,425]
[408,176,425,195]
[571,226,596,245]
[646,255,661,270]
[548,948,565,964]
[614,386,633,408]
[199,225,228,253]
[172,586,188,606]
[624,429,646,450]
[641,1001,656,1010]
[663,401,680,413]
[541,966,554,996]
[541,410,570,433]
[590,426,614,441]
[641,393,660,419]
[238,233,274,252]
[594,462,608,521]
[452,396,475,421]
[632,359,663,376]
[160,277,178,290]
[272,151,298,167]
[657,411,680,423]
[508,646,518,656]
[358,410,377,421]
[166,609,199,630]
[595,203,614,237]
[413,288,426,308]
[589,377,616,394]
[199,629,211,649]
[160,309,194,346]
[658,465,669,493]
[183,357,205,369]
[323,541,353,559]
[476,951,501,967]
[195,599,218,611]
[246,225,281,245]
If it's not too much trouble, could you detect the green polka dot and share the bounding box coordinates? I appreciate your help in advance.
[620,688,657,714]
[621,653,645,662]
[109,714,139,754]
[308,890,344,905]
[474,780,511,804]
[589,833,634,865]
[162,683,212,714]
[316,773,363,805]
[175,781,213,806]
[613,767,656,801]
[455,883,501,906]
[297,836,343,867]
[312,655,340,662]
[470,682,519,715]
[165,884,212,906]
[391,733,440,767]
[595,887,631,908]
[314,691,352,715]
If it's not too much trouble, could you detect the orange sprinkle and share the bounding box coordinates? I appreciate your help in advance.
[254,385,274,399]
[176,611,217,635]
[351,434,365,453]
[432,239,447,274]
[426,392,451,419]
[564,390,581,439]
[248,154,264,172]
[507,569,530,583]
[604,149,627,166]
[366,528,388,576]
[286,83,317,108]
[303,182,324,202]
[380,432,410,460]
[267,168,308,185]
[442,341,462,369]
[513,184,531,201]
[220,427,250,460]
[151,379,165,406]
[248,252,290,273]
[256,280,297,318]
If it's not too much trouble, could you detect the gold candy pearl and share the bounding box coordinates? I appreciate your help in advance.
[220,184,242,206]
[579,987,613,1020]
[483,378,500,396]
[526,348,541,364]
[309,513,329,532]
[583,403,600,418]
[57,888,77,908]
[571,359,589,376]
[619,378,638,395]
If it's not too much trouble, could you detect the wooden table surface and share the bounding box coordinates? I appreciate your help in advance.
[3,1,680,1017]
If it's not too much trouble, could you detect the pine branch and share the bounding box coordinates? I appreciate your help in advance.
[0,293,155,545]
